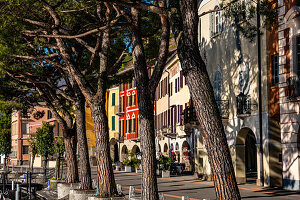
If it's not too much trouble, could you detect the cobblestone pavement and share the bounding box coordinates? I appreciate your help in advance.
[113,172,300,200]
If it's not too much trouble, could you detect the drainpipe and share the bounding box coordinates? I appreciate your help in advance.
[165,69,171,158]
[257,0,264,186]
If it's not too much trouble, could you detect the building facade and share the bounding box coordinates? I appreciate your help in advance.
[196,0,282,187]
[118,79,141,161]
[276,0,300,190]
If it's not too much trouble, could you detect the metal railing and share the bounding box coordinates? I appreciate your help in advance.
[236,93,251,116]
[287,76,300,98]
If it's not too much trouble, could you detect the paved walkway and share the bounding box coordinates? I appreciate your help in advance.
[114,172,300,200]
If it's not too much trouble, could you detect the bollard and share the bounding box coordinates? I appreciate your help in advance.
[117,184,123,196]
[15,184,20,200]
[159,193,165,200]
[129,186,136,198]
[12,181,14,191]
[182,196,189,200]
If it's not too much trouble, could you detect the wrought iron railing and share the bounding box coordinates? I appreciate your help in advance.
[287,76,300,98]
[236,93,251,116]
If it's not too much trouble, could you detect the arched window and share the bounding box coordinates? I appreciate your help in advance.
[210,6,223,36]
[213,71,222,101]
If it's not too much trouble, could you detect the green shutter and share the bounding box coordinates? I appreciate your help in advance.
[112,93,116,106]
[112,116,115,130]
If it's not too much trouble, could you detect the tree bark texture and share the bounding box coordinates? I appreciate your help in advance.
[64,131,79,183]
[31,155,35,172]
[75,98,92,189]
[91,102,118,197]
[43,156,48,177]
[131,7,159,200]
[170,0,241,199]
[55,156,60,179]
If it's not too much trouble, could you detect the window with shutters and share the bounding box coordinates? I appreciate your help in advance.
[120,120,124,137]
[132,118,136,132]
[112,116,115,131]
[47,110,52,119]
[112,93,116,106]
[272,54,279,86]
[132,94,136,106]
[120,96,124,112]
[210,6,223,37]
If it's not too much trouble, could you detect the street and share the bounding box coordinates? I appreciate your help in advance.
[113,172,300,200]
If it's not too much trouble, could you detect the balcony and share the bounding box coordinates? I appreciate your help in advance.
[287,76,300,99]
[236,93,251,118]
[216,100,229,119]
[115,105,124,117]
[182,105,198,127]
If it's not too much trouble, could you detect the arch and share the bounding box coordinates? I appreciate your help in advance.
[284,6,300,23]
[175,143,179,151]
[182,141,190,151]
[213,71,222,100]
[170,143,174,152]
[163,143,168,153]
[236,128,257,183]
[110,138,119,162]
[131,145,140,155]
[121,145,128,161]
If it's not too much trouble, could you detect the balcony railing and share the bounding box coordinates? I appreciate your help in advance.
[287,76,300,98]
[183,105,198,125]
[236,93,251,117]
[216,100,229,119]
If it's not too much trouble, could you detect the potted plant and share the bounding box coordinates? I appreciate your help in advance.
[159,156,172,178]
[122,159,135,172]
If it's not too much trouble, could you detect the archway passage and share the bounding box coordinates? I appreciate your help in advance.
[236,128,258,183]
[121,145,128,161]
[132,145,140,154]
[110,138,119,163]
[182,141,191,171]
[245,132,257,182]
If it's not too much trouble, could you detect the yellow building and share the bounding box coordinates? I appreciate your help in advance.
[85,86,120,163]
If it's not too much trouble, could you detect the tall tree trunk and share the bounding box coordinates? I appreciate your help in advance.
[55,155,60,179]
[43,156,48,177]
[31,154,35,172]
[170,0,241,199]
[75,98,92,190]
[131,7,159,200]
[91,102,118,197]
[64,132,79,183]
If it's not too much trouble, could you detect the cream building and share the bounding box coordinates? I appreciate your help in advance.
[196,0,282,187]
[155,52,194,171]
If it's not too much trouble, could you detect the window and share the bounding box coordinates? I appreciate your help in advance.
[272,54,279,85]
[132,94,136,106]
[127,95,132,107]
[112,93,116,106]
[132,118,136,132]
[120,83,124,92]
[112,116,115,131]
[210,7,223,36]
[127,119,132,133]
[120,96,124,112]
[127,81,132,89]
[136,117,139,137]
[213,71,222,100]
[120,120,124,137]
[21,123,29,135]
[22,146,29,154]
[47,110,52,119]
[175,79,177,93]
